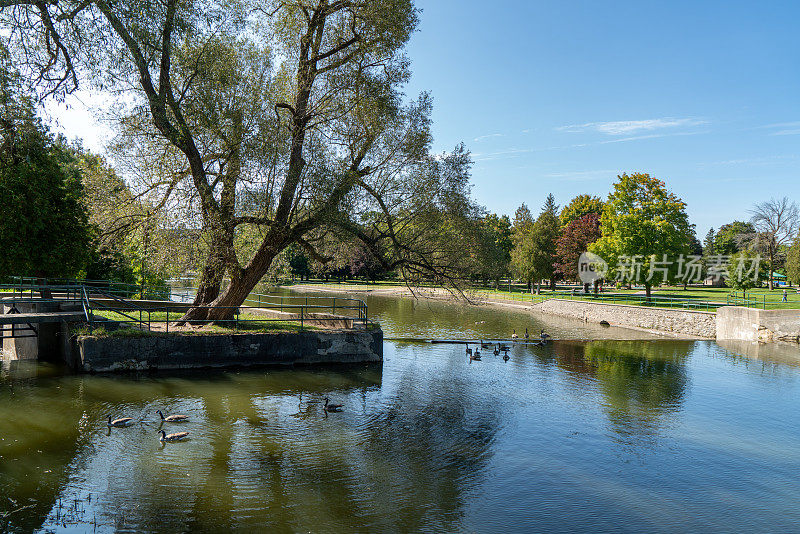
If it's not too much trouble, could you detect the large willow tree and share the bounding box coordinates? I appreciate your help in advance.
[2,0,477,320]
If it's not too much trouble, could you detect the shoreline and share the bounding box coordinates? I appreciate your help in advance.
[286,284,711,340]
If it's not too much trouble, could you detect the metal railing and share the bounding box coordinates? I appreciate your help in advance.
[6,276,171,301]
[727,291,800,310]
[90,300,370,333]
[1,279,371,334]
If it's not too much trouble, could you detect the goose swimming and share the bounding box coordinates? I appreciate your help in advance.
[157,410,188,423]
[158,429,189,442]
[107,415,133,428]
[324,397,343,412]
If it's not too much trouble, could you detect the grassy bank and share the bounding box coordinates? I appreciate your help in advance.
[286,281,800,310]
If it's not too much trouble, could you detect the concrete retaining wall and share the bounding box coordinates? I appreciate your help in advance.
[717,307,800,343]
[1,299,75,361]
[532,298,717,338]
[76,329,383,373]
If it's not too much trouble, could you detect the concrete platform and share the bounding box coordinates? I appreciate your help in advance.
[0,311,85,324]
[74,329,384,372]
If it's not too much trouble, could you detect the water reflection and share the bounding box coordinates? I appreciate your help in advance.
[580,341,689,440]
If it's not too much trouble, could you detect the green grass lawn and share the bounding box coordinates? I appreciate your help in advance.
[287,280,800,310]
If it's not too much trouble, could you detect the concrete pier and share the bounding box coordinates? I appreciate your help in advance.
[716,306,800,343]
[75,329,383,372]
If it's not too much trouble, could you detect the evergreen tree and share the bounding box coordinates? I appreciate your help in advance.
[531,194,561,291]
[0,46,92,279]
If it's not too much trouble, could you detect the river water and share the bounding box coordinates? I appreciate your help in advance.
[2,291,800,532]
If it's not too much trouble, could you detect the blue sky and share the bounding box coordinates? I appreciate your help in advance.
[46,1,799,237]
[404,0,800,236]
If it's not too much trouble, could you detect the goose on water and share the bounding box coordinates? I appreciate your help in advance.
[466,345,472,355]
[324,397,343,412]
[158,429,189,442]
[157,410,188,423]
[107,415,133,428]
[540,329,551,342]
[524,328,529,340]
[511,330,518,340]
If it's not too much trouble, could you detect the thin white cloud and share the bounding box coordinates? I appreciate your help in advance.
[756,121,800,129]
[599,130,708,144]
[473,130,708,163]
[473,133,504,142]
[699,155,797,166]
[558,117,707,135]
[771,129,800,136]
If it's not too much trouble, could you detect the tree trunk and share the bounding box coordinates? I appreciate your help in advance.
[205,263,275,322]
[549,277,556,291]
[187,222,237,319]
[645,282,652,300]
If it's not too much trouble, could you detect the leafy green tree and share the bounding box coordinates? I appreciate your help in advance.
[590,173,694,299]
[0,48,92,279]
[714,221,754,255]
[286,245,311,281]
[469,213,512,287]
[726,249,765,296]
[559,194,604,227]
[787,232,800,286]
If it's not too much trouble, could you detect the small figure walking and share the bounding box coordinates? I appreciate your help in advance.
[782,289,788,303]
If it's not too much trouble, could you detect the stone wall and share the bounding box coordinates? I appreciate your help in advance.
[532,298,717,338]
[76,329,383,373]
[717,306,800,343]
